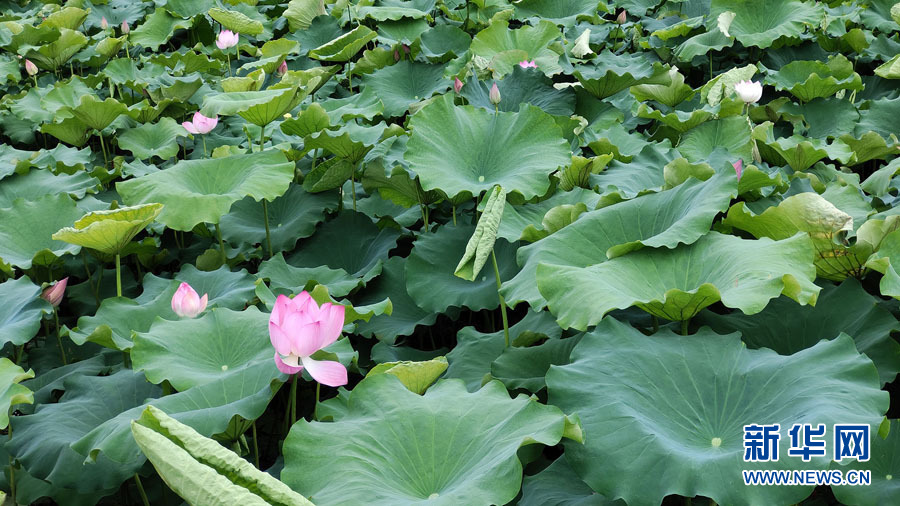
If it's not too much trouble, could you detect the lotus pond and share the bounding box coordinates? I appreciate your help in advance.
[1,0,900,505]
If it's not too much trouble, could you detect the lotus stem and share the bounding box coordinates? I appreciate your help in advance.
[314,382,321,421]
[216,223,227,262]
[490,250,510,347]
[54,308,66,365]
[347,60,353,93]
[31,75,37,88]
[8,425,15,502]
[262,200,273,258]
[115,253,122,297]
[420,204,429,230]
[652,315,659,334]
[202,135,208,158]
[81,251,99,304]
[452,205,457,226]
[681,318,690,336]
[226,52,231,77]
[134,474,150,506]
[289,374,298,427]
[251,420,260,468]
[98,133,109,169]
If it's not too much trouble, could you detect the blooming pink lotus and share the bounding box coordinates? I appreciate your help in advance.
[216,30,239,50]
[733,159,743,180]
[182,111,218,135]
[269,292,348,387]
[171,282,208,318]
[453,77,463,94]
[41,277,68,308]
[519,60,537,69]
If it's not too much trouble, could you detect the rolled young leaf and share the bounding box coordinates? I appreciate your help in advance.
[455,185,506,281]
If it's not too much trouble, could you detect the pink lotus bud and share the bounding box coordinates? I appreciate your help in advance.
[454,77,463,94]
[216,30,239,50]
[277,60,288,76]
[182,111,218,135]
[393,49,400,61]
[269,292,348,386]
[24,59,37,76]
[402,44,410,55]
[121,20,129,34]
[171,282,208,318]
[41,277,68,308]
[518,60,537,69]
[489,82,501,105]
[733,159,743,180]
[616,10,627,24]
[101,17,108,30]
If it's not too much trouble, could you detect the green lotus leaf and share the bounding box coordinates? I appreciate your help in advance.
[309,25,377,62]
[865,229,900,299]
[831,418,900,506]
[0,194,83,269]
[700,64,757,107]
[405,94,570,200]
[362,60,449,117]
[875,53,900,79]
[513,0,606,24]
[547,319,888,505]
[52,203,163,256]
[220,184,335,254]
[780,97,859,139]
[858,0,900,31]
[361,161,440,209]
[470,19,562,76]
[709,0,824,49]
[65,94,127,132]
[455,185,506,281]
[282,374,573,505]
[208,7,263,36]
[406,224,518,313]
[132,307,272,391]
[537,232,819,328]
[416,24,470,59]
[117,117,185,160]
[0,276,52,348]
[357,4,432,22]
[674,28,733,62]
[284,0,326,31]
[0,358,34,429]
[146,74,204,103]
[201,87,305,127]
[42,7,88,30]
[131,406,311,506]
[491,334,582,392]
[498,187,600,242]
[24,28,87,71]
[752,122,853,170]
[460,65,575,116]
[280,102,332,138]
[764,55,863,102]
[588,142,674,202]
[0,169,97,213]
[840,131,900,166]
[259,254,362,299]
[365,356,448,394]
[305,126,381,166]
[354,256,438,344]
[129,8,194,51]
[631,68,695,107]
[41,117,91,147]
[636,100,730,133]
[75,36,126,68]
[862,157,900,197]
[116,151,294,231]
[573,51,671,99]
[503,173,738,308]
[698,279,900,386]
[678,116,753,164]
[319,87,385,122]
[520,455,623,506]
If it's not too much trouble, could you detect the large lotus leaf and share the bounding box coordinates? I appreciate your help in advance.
[132,307,271,391]
[752,122,853,171]
[52,203,163,256]
[0,358,34,429]
[537,232,819,328]
[674,28,734,62]
[284,0,327,31]
[513,0,606,24]
[362,60,449,117]
[445,310,563,391]
[173,265,257,311]
[364,356,448,395]
[41,116,91,147]
[709,0,824,49]
[0,194,83,269]
[700,64,758,107]
[855,97,900,141]
[635,101,725,133]
[865,229,900,299]
[840,131,900,166]
[764,55,863,102]
[116,151,294,231]
[697,279,900,386]
[24,28,87,71]
[520,455,623,506]
[304,121,384,164]
[573,51,671,99]
[282,374,572,505]
[461,65,575,116]
[405,94,569,200]
[65,95,127,132]
[678,116,753,164]
[631,68,695,108]
[208,7,263,36]
[502,173,738,308]
[491,334,582,392]
[287,210,399,282]
[117,117,185,160]
[0,170,98,209]
[547,319,888,506]
[259,254,362,299]
[6,370,160,493]
[354,256,437,344]
[129,8,193,51]
[831,418,900,506]
[220,184,335,254]
[469,19,562,76]
[406,224,518,313]
[0,276,52,347]
[201,87,302,127]
[498,187,600,242]
[309,25,377,62]
[320,88,386,123]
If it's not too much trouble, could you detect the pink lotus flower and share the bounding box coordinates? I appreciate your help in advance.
[182,111,218,135]
[101,17,108,30]
[489,82,501,105]
[277,60,288,76]
[24,59,37,76]
[519,60,537,69]
[171,282,208,318]
[216,30,239,50]
[733,159,743,180]
[269,292,348,387]
[41,277,68,308]
[453,77,463,94]
[121,20,129,34]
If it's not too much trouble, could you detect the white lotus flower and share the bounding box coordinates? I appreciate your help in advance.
[734,80,763,103]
